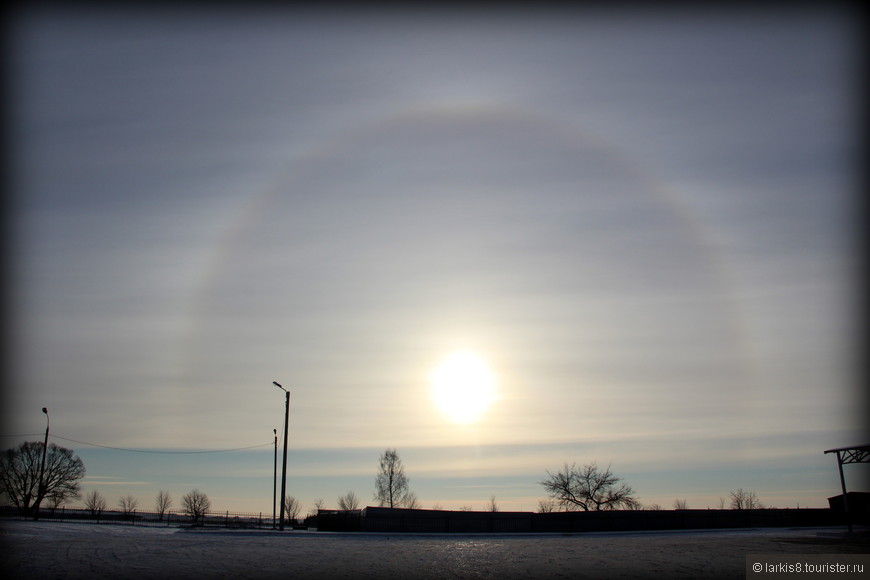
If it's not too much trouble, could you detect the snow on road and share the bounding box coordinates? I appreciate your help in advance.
[1,521,864,579]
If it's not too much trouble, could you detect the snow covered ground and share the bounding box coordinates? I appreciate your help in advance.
[1,521,865,579]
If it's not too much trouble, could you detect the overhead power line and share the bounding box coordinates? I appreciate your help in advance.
[2,433,272,454]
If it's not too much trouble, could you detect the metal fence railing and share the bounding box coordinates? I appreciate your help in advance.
[0,505,299,530]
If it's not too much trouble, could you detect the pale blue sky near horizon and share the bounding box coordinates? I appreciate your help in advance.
[4,5,866,514]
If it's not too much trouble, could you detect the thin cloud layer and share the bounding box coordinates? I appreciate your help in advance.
[5,6,861,511]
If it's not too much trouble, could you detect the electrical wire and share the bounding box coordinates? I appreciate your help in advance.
[2,433,272,454]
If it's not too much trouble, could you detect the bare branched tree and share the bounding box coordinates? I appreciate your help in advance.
[729,488,762,510]
[0,441,85,516]
[537,498,557,513]
[404,491,420,509]
[84,489,106,518]
[673,498,689,510]
[374,448,416,508]
[284,496,301,523]
[540,462,639,511]
[182,489,211,523]
[488,495,499,512]
[119,494,138,516]
[310,497,325,516]
[338,491,360,511]
[155,490,172,521]
[47,486,77,513]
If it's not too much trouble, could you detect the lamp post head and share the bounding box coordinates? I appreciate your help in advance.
[42,407,48,414]
[273,381,287,393]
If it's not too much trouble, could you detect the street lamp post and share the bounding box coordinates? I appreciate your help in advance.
[273,381,290,530]
[272,428,278,529]
[37,407,49,519]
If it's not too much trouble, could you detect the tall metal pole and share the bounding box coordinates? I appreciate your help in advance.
[272,428,277,529]
[37,407,49,519]
[273,382,290,530]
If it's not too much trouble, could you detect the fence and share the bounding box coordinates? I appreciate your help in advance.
[4,505,853,533]
[0,505,297,530]
[317,506,847,533]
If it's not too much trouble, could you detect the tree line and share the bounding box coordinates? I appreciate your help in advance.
[2,440,770,520]
[82,488,212,522]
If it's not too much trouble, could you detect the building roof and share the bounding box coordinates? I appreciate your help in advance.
[824,444,870,464]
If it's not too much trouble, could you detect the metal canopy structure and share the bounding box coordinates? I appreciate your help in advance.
[824,443,870,533]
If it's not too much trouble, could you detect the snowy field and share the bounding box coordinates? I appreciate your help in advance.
[1,521,866,579]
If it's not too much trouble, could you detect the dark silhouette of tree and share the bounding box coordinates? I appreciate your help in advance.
[85,489,106,518]
[404,491,420,509]
[729,488,762,510]
[374,448,415,508]
[119,494,138,518]
[537,498,557,513]
[283,496,301,523]
[47,487,75,513]
[540,462,639,511]
[182,489,211,524]
[0,441,85,516]
[155,490,172,521]
[338,490,360,510]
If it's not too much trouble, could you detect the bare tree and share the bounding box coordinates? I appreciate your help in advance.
[284,496,301,523]
[0,441,85,516]
[646,503,663,511]
[540,462,639,511]
[404,491,421,509]
[47,486,77,513]
[338,491,360,511]
[309,497,325,517]
[673,498,689,510]
[155,490,172,521]
[119,494,139,516]
[488,495,499,512]
[84,489,106,518]
[718,497,726,509]
[182,489,211,523]
[537,498,557,513]
[374,448,415,508]
[729,488,762,510]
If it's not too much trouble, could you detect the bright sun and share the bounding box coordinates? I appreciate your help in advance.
[429,350,496,424]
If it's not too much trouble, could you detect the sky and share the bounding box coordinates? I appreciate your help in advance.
[3,5,866,515]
